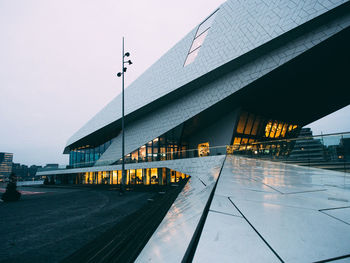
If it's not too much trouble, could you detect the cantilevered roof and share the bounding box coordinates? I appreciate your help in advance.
[65,0,348,149]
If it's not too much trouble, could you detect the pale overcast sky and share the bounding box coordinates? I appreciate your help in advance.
[0,0,349,166]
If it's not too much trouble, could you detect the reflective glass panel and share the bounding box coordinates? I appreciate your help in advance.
[265,121,273,137]
[251,117,260,136]
[281,123,288,137]
[184,48,200,66]
[198,142,210,157]
[196,10,218,37]
[244,114,255,135]
[269,121,278,138]
[131,150,138,161]
[189,30,209,53]
[275,123,283,138]
[151,168,158,184]
[139,146,146,160]
[236,112,248,134]
[136,169,143,184]
[233,137,242,145]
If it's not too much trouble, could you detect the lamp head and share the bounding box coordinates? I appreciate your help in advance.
[123,67,127,72]
[128,60,133,65]
[124,52,130,57]
[117,72,122,77]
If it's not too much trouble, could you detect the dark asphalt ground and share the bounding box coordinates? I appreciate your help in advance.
[0,186,153,263]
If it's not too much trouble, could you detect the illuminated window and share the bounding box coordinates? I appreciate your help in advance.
[136,169,143,184]
[236,112,248,134]
[275,123,283,138]
[112,171,118,184]
[269,121,278,138]
[184,10,218,66]
[131,151,138,161]
[251,117,260,135]
[198,142,210,157]
[139,146,146,160]
[233,137,242,145]
[265,121,273,137]
[281,123,288,137]
[244,114,254,135]
[170,170,176,183]
[241,138,248,144]
[150,168,158,184]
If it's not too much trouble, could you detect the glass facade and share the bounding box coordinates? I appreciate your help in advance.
[116,129,189,164]
[184,9,218,66]
[69,139,113,168]
[231,110,300,156]
[198,142,210,157]
[50,168,189,186]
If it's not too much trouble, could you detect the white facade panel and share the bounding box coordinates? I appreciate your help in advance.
[66,0,348,147]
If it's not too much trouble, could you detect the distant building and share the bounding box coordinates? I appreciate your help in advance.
[12,163,42,180]
[339,137,350,161]
[43,164,59,169]
[36,164,60,178]
[0,152,13,182]
[289,128,326,161]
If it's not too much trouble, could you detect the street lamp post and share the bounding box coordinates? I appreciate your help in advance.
[117,37,132,193]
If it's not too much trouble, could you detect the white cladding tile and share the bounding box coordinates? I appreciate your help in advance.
[66,0,348,147]
[136,156,225,263]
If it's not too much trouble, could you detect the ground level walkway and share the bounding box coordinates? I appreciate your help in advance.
[138,155,350,262]
[0,186,153,263]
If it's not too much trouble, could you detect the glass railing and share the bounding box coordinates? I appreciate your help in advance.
[66,132,350,173]
[228,131,350,173]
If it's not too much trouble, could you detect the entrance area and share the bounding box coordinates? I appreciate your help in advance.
[51,168,189,186]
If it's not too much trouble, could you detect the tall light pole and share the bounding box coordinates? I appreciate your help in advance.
[117,37,132,193]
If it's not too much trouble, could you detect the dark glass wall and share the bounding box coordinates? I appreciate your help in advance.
[115,125,188,165]
[69,139,113,168]
[230,110,301,156]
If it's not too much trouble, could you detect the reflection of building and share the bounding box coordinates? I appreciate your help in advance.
[339,138,350,161]
[0,152,13,182]
[38,0,350,185]
[289,128,326,161]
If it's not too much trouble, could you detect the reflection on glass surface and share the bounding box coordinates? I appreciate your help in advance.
[184,9,218,67]
[69,168,189,186]
[244,114,254,135]
[189,30,209,53]
[69,139,113,168]
[231,110,301,154]
[281,123,288,137]
[269,121,278,138]
[196,9,218,37]
[198,142,210,157]
[184,49,200,66]
[237,112,248,134]
[251,117,260,135]
[265,121,273,137]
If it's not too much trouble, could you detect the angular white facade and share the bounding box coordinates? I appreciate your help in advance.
[38,1,350,261]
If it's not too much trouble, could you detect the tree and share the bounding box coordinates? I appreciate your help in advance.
[1,172,21,202]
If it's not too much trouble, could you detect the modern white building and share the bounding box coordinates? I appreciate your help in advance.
[38,0,350,261]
